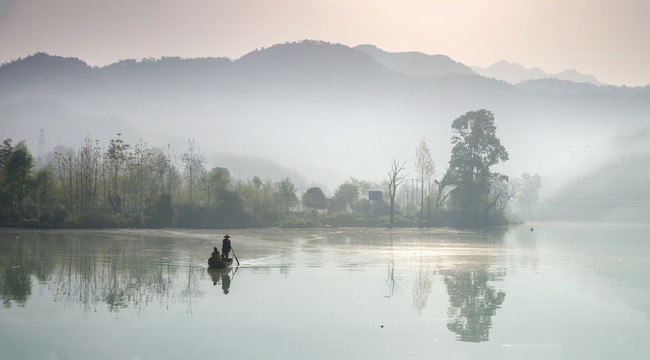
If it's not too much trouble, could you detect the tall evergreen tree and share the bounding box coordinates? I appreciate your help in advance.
[445,110,509,226]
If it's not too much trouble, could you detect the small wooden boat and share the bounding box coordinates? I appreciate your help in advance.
[208,256,233,269]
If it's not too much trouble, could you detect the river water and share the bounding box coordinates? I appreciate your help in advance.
[1,223,649,360]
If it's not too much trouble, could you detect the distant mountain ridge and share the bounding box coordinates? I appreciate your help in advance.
[352,46,606,86]
[354,44,476,78]
[470,59,606,86]
[1,40,649,192]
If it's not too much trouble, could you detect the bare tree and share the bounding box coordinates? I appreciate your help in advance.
[151,149,169,195]
[166,144,177,196]
[105,134,130,213]
[415,138,434,227]
[488,178,516,217]
[181,138,205,204]
[387,159,407,229]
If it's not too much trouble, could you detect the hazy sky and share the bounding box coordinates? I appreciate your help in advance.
[0,0,649,86]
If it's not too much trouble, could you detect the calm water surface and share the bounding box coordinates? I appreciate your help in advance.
[1,223,649,360]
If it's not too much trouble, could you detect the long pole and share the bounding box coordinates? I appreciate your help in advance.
[231,246,240,266]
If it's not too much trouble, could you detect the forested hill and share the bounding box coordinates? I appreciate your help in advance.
[541,153,650,222]
[1,40,649,190]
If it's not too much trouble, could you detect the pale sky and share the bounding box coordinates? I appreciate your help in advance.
[0,0,649,86]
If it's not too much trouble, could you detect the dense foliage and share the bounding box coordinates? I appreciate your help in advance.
[0,136,291,228]
[1,109,524,228]
[444,110,511,226]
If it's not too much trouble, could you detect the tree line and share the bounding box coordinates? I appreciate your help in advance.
[387,109,522,228]
[0,109,541,228]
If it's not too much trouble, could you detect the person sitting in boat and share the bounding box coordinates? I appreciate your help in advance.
[210,247,221,261]
[221,234,232,260]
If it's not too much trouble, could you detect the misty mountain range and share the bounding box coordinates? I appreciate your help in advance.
[470,59,606,86]
[356,45,607,86]
[1,40,649,219]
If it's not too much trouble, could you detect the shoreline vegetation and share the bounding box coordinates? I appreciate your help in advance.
[1,110,528,229]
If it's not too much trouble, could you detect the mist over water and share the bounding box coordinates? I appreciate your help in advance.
[1,3,649,357]
[1,224,649,359]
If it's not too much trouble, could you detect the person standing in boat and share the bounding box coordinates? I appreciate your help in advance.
[221,234,232,260]
[221,273,231,294]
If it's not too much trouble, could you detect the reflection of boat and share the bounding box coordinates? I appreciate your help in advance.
[207,266,232,279]
[207,266,234,294]
[208,257,233,269]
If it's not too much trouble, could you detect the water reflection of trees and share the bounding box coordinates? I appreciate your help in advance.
[0,232,206,314]
[1,232,57,308]
[442,266,505,342]
[386,228,508,343]
[412,260,434,314]
[436,230,507,342]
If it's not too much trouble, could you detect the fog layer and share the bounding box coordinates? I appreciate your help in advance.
[1,41,649,196]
